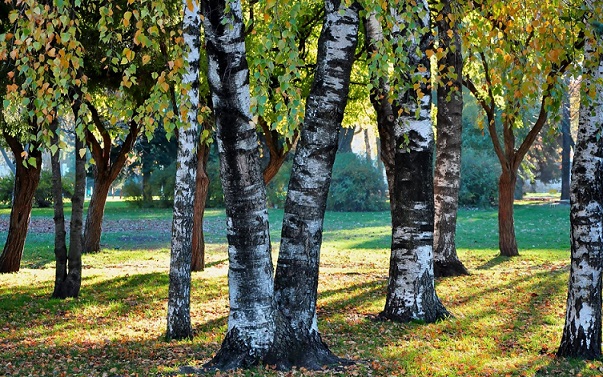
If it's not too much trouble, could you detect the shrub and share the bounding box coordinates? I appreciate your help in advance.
[459,149,500,207]
[121,178,144,207]
[0,175,14,205]
[327,152,388,212]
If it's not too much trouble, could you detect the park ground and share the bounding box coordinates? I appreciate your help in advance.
[1,200,602,376]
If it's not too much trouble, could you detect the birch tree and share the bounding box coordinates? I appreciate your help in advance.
[379,0,450,323]
[201,0,274,368]
[558,27,603,359]
[166,0,202,341]
[432,0,468,277]
[265,0,360,368]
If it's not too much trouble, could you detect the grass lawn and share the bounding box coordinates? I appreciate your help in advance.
[0,200,600,376]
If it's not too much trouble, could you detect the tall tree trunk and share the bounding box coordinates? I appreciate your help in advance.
[337,126,355,153]
[498,168,519,257]
[560,79,572,201]
[191,137,210,272]
[380,0,450,323]
[202,0,274,368]
[83,176,112,253]
[363,128,372,163]
[166,0,201,340]
[0,132,42,273]
[557,45,603,360]
[433,0,468,277]
[364,14,396,204]
[264,0,360,369]
[50,121,68,297]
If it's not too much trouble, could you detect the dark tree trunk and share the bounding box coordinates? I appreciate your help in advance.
[166,0,202,340]
[259,117,298,185]
[83,176,112,253]
[0,131,42,273]
[560,84,572,201]
[50,120,69,297]
[202,0,274,368]
[82,104,139,254]
[380,0,450,323]
[264,0,360,370]
[558,46,603,360]
[142,167,152,203]
[433,0,468,278]
[191,137,210,272]
[364,14,396,203]
[498,168,519,257]
[54,134,86,298]
[337,126,354,153]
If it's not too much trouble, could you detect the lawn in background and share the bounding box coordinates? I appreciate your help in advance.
[2,201,597,376]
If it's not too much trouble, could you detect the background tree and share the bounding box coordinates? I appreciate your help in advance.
[462,0,582,256]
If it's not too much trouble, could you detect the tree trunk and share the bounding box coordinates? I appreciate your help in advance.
[0,132,42,273]
[380,0,450,323]
[363,13,396,203]
[167,0,201,340]
[191,138,210,272]
[264,0,360,370]
[557,45,603,360]
[202,0,274,368]
[337,126,354,153]
[498,168,519,257]
[54,134,86,298]
[433,0,468,278]
[560,81,572,201]
[364,128,372,163]
[50,121,68,297]
[83,175,112,253]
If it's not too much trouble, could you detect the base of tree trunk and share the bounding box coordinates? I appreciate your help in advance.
[558,335,602,360]
[378,302,450,324]
[51,274,81,299]
[204,327,265,371]
[434,259,470,278]
[264,322,351,371]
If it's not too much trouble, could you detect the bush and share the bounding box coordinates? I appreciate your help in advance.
[327,153,388,212]
[459,149,500,207]
[0,171,74,208]
[0,175,14,205]
[150,162,176,207]
[122,178,144,207]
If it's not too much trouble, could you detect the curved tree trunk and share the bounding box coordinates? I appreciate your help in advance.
[380,0,450,323]
[83,176,112,253]
[433,0,468,277]
[191,138,210,272]
[0,132,42,273]
[264,0,360,369]
[202,0,274,368]
[558,45,603,360]
[166,0,202,340]
[498,168,519,257]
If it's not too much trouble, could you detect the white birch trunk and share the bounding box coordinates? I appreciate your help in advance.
[557,42,603,359]
[381,0,450,323]
[202,0,274,368]
[166,0,202,341]
[265,0,360,369]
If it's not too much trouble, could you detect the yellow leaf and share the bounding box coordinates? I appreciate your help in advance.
[142,55,151,65]
[186,0,195,12]
[79,148,86,158]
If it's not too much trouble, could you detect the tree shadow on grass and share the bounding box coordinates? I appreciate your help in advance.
[476,254,513,270]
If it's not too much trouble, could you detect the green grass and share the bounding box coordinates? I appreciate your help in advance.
[0,201,598,376]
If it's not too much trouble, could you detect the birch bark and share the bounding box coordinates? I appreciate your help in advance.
[202,0,274,368]
[166,0,202,341]
[380,0,450,323]
[265,0,360,369]
[557,42,603,359]
[433,0,468,277]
